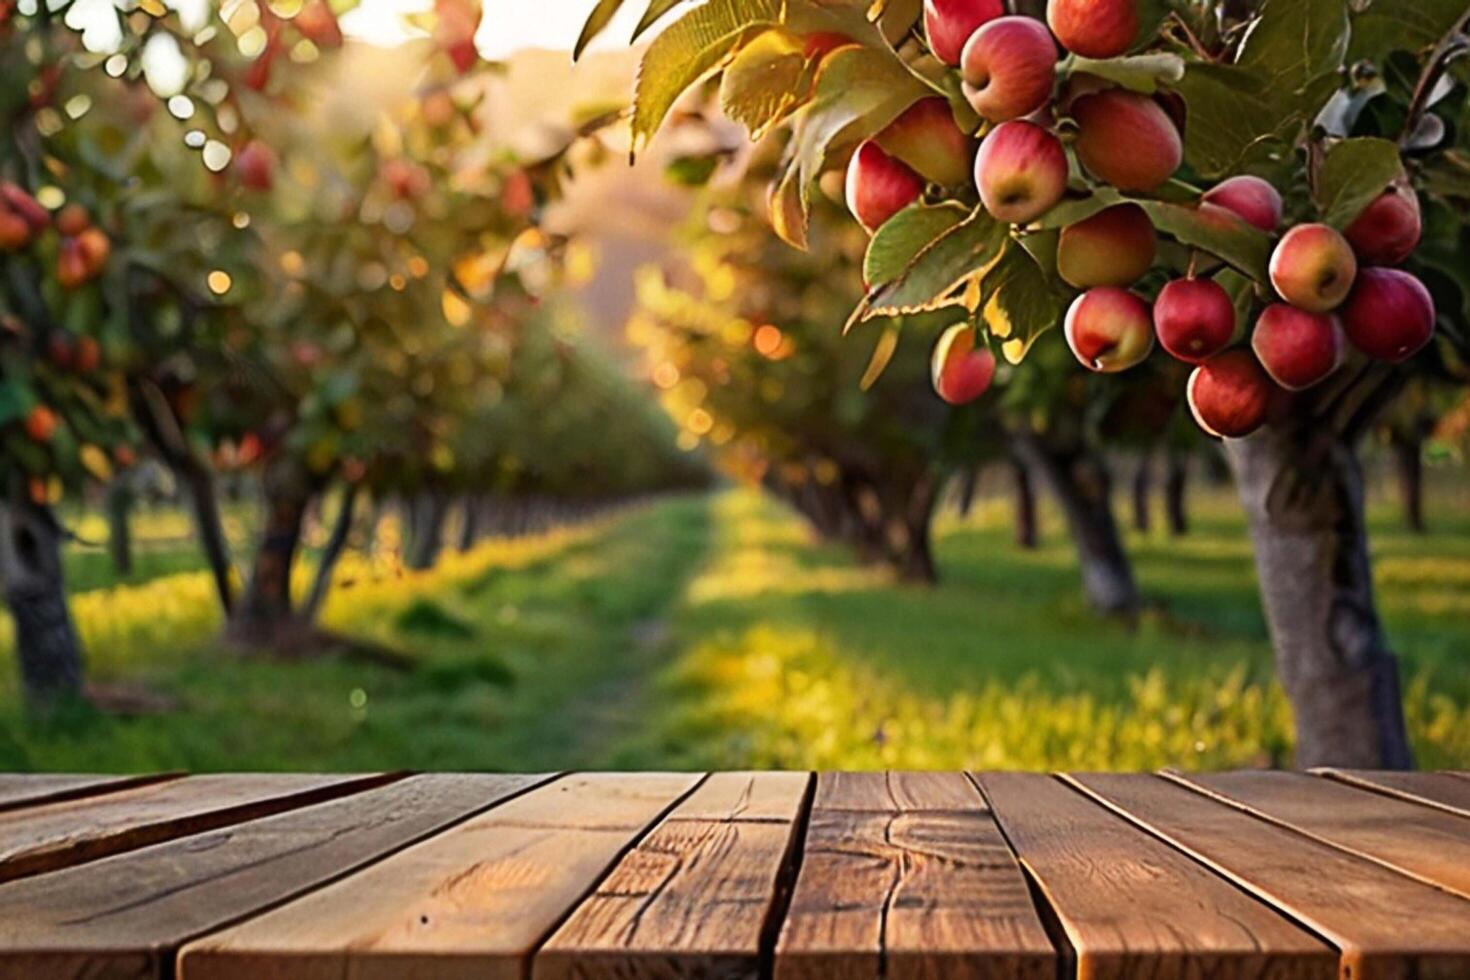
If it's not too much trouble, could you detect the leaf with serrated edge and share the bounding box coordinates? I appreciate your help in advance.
[633,0,689,41]
[1138,199,1272,283]
[720,30,808,139]
[1315,137,1406,229]
[862,209,1006,319]
[981,242,1063,365]
[864,203,970,288]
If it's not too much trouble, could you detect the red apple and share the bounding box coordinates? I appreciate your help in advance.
[1201,175,1282,233]
[961,16,1058,123]
[0,182,49,234]
[74,335,102,373]
[846,140,925,233]
[1072,90,1182,192]
[0,208,27,251]
[76,227,111,275]
[1057,203,1155,289]
[974,120,1068,224]
[924,0,1005,66]
[1250,304,1344,390]
[1153,278,1236,364]
[236,140,277,192]
[931,324,998,404]
[1340,267,1436,363]
[1269,223,1357,313]
[1064,286,1154,372]
[876,97,976,188]
[56,238,90,289]
[24,404,58,443]
[1187,349,1274,439]
[1048,0,1138,59]
[56,204,90,238]
[1344,184,1421,267]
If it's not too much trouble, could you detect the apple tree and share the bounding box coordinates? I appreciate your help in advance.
[587,0,1470,768]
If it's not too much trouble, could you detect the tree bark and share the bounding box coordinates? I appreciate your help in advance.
[1011,456,1039,550]
[1132,455,1152,533]
[1015,432,1139,616]
[1165,451,1189,537]
[1390,433,1425,533]
[457,495,479,552]
[839,470,939,584]
[0,494,85,709]
[301,484,359,623]
[105,478,134,577]
[1227,429,1413,770]
[956,467,980,519]
[226,457,312,648]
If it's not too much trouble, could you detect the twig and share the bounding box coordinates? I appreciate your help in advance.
[1400,8,1470,150]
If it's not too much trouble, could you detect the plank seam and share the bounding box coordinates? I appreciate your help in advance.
[1160,769,1470,903]
[1313,768,1470,821]
[966,773,1073,980]
[167,772,566,980]
[0,772,186,815]
[757,771,815,980]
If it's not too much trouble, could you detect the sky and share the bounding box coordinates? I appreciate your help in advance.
[341,0,662,59]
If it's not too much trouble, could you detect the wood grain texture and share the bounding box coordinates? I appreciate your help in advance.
[777,772,1054,980]
[180,772,703,980]
[977,772,1334,980]
[0,773,177,813]
[1169,769,1470,900]
[1072,772,1470,980]
[0,772,399,884]
[1318,768,1470,819]
[0,773,548,980]
[536,772,811,980]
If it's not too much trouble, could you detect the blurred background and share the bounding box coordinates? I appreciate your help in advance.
[0,0,1466,774]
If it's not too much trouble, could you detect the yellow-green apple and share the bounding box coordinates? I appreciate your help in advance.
[846,140,925,233]
[974,120,1068,224]
[1072,90,1182,192]
[1250,304,1344,390]
[235,140,277,192]
[1341,267,1436,362]
[931,324,998,404]
[876,97,976,187]
[1048,0,1138,59]
[1064,286,1154,372]
[1269,223,1357,312]
[1187,349,1274,438]
[1344,184,1420,267]
[1201,175,1282,232]
[924,0,1004,66]
[1153,277,1236,363]
[1057,203,1155,288]
[961,16,1058,123]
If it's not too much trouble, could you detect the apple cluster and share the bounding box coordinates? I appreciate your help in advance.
[845,0,1437,437]
[1,185,111,290]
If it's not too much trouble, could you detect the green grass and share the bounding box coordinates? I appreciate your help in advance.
[1,480,1467,773]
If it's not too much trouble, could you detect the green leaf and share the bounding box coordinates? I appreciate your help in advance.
[1068,53,1186,94]
[1172,63,1280,178]
[1138,199,1273,282]
[633,0,689,41]
[863,203,970,288]
[632,0,783,152]
[1034,189,1124,231]
[980,242,1064,365]
[719,30,808,139]
[1315,137,1406,229]
[575,0,629,61]
[1238,0,1351,112]
[1349,0,1469,66]
[861,209,1007,320]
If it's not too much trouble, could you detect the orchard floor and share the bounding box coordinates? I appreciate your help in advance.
[2,482,1468,772]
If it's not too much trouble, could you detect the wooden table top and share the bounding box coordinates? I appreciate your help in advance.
[0,769,1466,979]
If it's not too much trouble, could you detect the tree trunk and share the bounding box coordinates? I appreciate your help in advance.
[839,470,939,584]
[1391,434,1425,533]
[0,495,85,709]
[956,468,980,518]
[1165,451,1189,537]
[1226,430,1413,770]
[406,493,448,570]
[301,484,359,623]
[1132,455,1152,533]
[226,458,312,648]
[457,495,479,552]
[1011,456,1039,550]
[105,478,134,577]
[1016,433,1139,616]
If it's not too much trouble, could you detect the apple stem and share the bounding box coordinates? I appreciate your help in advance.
[1186,249,1200,279]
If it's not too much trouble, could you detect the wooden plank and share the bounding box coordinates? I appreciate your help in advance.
[0,773,178,813]
[1072,772,1470,980]
[1318,768,1470,820]
[776,771,1055,980]
[0,773,549,980]
[1169,769,1470,901]
[0,772,400,884]
[536,772,811,980]
[976,772,1334,980]
[179,772,703,980]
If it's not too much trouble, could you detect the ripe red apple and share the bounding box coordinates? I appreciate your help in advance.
[931,324,998,404]
[961,16,1058,123]
[56,204,90,238]
[76,227,111,275]
[974,120,1068,225]
[1344,184,1421,267]
[846,140,925,233]
[1057,203,1155,289]
[1340,267,1436,363]
[0,182,49,234]
[1250,304,1344,390]
[74,335,102,373]
[1064,286,1154,372]
[1048,0,1138,59]
[1201,175,1282,233]
[876,97,976,188]
[1269,223,1357,313]
[924,0,1004,66]
[0,208,27,251]
[1187,349,1274,439]
[24,404,58,443]
[1153,278,1236,364]
[56,238,91,289]
[1072,90,1182,192]
[235,140,277,192]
